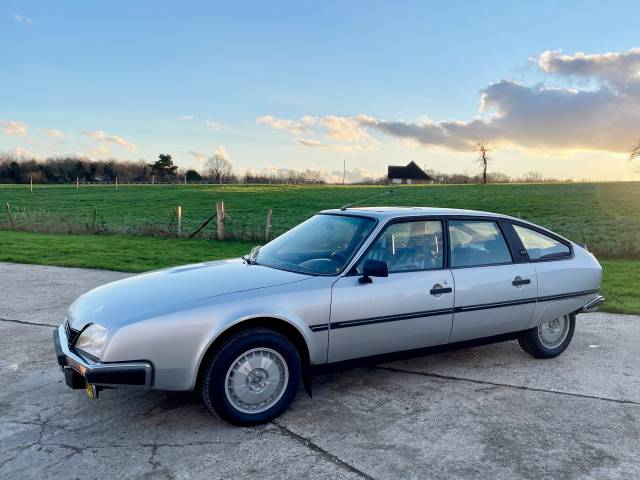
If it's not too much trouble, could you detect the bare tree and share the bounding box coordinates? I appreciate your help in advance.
[629,138,640,174]
[472,137,491,184]
[521,171,544,183]
[204,152,233,183]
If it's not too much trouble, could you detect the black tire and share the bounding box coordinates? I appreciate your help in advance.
[201,327,301,426]
[518,313,576,359]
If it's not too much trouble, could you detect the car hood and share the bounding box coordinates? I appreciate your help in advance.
[66,259,311,330]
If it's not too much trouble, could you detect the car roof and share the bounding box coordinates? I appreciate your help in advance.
[320,206,514,220]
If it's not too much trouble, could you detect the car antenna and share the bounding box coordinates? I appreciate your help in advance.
[340,190,394,211]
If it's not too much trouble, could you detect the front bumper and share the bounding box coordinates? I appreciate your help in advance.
[53,324,153,390]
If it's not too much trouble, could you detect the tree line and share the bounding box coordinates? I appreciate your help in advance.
[0,152,572,185]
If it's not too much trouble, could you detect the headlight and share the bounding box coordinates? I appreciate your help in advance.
[74,324,109,359]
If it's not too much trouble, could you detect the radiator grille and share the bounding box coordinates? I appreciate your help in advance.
[64,319,80,346]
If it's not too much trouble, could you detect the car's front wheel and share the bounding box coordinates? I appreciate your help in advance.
[518,313,575,359]
[201,327,301,426]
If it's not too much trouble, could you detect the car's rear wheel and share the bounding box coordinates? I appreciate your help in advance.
[201,327,301,426]
[518,313,575,359]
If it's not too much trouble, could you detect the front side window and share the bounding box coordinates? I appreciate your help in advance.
[449,220,512,267]
[357,220,444,273]
[255,214,375,275]
[513,225,570,261]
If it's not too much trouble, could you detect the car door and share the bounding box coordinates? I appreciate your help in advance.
[511,223,594,327]
[328,219,454,363]
[448,218,538,342]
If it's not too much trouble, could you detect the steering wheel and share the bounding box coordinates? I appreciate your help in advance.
[299,258,341,274]
[329,251,348,265]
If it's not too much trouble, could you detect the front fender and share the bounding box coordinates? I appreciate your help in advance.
[103,276,332,391]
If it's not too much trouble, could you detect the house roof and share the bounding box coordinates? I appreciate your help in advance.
[387,161,431,180]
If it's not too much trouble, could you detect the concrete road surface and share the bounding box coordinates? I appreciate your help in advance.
[1,262,639,479]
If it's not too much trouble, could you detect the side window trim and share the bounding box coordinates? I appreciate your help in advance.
[347,216,447,275]
[510,221,574,263]
[446,218,515,269]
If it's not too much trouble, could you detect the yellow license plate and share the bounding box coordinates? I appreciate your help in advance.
[85,382,97,400]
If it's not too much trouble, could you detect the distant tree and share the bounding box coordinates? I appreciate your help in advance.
[472,137,491,184]
[487,171,511,183]
[629,138,640,174]
[186,169,202,181]
[71,160,86,181]
[103,161,116,181]
[7,161,22,182]
[149,154,177,178]
[204,152,233,183]
[522,171,545,183]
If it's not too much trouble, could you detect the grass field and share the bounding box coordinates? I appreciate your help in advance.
[1,182,639,258]
[0,230,637,315]
[0,182,638,314]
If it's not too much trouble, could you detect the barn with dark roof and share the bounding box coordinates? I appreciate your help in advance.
[387,161,432,184]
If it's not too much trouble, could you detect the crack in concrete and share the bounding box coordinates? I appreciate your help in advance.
[272,420,375,480]
[0,317,56,328]
[145,440,175,480]
[376,366,640,406]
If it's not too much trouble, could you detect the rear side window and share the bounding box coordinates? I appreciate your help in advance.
[449,220,512,267]
[513,225,570,261]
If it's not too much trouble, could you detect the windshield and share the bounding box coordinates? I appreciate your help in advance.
[254,214,376,275]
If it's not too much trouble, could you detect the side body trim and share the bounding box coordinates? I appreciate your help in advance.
[309,289,599,332]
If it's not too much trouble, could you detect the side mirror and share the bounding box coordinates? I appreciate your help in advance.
[359,259,389,284]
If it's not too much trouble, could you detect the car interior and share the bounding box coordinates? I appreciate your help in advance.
[359,221,444,273]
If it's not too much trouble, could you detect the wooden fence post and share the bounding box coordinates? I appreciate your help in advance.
[264,208,272,243]
[30,176,33,192]
[216,201,225,240]
[177,206,182,236]
[92,207,97,232]
[76,177,79,190]
[6,202,15,229]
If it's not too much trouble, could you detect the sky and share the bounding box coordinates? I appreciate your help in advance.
[2,1,640,182]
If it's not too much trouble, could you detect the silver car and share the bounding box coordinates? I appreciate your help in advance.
[53,207,604,425]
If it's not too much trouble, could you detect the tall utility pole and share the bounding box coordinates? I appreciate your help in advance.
[343,158,346,185]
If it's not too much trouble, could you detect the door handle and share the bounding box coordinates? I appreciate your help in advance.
[512,277,531,286]
[430,286,453,295]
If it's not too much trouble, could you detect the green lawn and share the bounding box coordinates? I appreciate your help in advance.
[598,259,640,315]
[0,230,637,315]
[1,182,639,258]
[0,230,253,272]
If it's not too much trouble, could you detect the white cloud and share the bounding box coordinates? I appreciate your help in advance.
[179,115,195,121]
[295,138,374,152]
[42,128,66,139]
[538,48,640,84]
[186,150,207,162]
[257,48,640,156]
[213,146,229,160]
[256,115,315,135]
[82,129,138,152]
[319,115,370,141]
[1,120,28,136]
[205,119,222,130]
[85,144,111,159]
[14,14,33,25]
[9,146,34,158]
[258,114,376,151]
[358,48,640,154]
